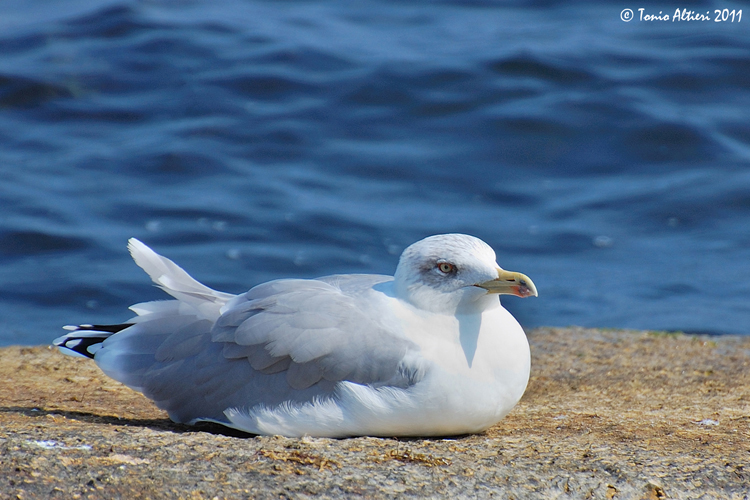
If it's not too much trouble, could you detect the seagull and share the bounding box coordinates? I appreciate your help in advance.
[55,234,537,437]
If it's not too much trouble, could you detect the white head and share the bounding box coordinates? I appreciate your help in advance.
[393,234,537,314]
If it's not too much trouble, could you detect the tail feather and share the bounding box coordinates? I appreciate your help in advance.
[127,238,235,319]
[56,239,235,359]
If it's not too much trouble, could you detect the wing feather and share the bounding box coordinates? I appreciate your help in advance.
[85,250,421,428]
[216,278,420,387]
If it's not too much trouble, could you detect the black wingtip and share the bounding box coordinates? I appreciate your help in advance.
[72,323,134,334]
[54,323,133,359]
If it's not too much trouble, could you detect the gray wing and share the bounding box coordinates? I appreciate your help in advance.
[93,276,422,426]
[213,277,420,389]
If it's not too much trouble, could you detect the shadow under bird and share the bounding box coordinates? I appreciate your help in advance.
[55,234,537,437]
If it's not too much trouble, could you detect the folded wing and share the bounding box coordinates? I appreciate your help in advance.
[73,241,421,428]
[213,278,420,390]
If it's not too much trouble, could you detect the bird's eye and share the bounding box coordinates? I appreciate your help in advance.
[437,262,456,274]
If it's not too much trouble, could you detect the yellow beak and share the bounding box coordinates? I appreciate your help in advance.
[476,269,538,298]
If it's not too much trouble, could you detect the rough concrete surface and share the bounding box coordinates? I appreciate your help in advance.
[1,327,749,499]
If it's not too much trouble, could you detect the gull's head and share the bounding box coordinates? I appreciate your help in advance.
[393,234,537,314]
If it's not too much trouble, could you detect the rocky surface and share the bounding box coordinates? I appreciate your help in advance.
[2,327,749,499]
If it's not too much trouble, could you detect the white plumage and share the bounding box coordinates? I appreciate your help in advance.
[55,234,537,437]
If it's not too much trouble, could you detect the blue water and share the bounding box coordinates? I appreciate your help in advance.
[1,0,748,346]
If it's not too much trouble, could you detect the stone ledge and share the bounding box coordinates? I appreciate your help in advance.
[1,327,748,499]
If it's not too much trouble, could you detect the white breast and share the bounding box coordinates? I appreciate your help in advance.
[331,302,530,437]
